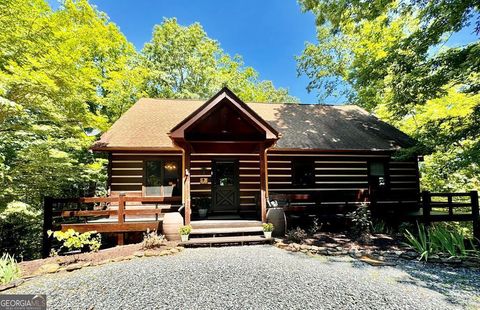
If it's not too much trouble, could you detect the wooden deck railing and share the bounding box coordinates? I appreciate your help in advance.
[42,194,183,257]
[421,190,479,240]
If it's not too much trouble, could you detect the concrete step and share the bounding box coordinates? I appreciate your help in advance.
[190,220,262,229]
[179,235,272,246]
[190,226,263,235]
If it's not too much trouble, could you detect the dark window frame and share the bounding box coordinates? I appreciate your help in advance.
[143,159,182,197]
[292,159,316,187]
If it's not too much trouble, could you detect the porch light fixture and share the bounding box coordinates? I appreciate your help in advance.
[164,162,177,171]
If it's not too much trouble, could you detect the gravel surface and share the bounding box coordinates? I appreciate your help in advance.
[7,245,480,309]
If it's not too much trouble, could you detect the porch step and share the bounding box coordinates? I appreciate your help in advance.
[179,235,272,246]
[190,226,263,235]
[190,220,262,229]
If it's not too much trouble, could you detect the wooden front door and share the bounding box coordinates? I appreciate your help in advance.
[212,159,239,213]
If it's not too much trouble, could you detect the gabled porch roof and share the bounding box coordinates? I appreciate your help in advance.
[169,87,279,142]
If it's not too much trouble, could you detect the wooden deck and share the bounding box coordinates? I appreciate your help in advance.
[42,195,182,257]
[43,190,479,256]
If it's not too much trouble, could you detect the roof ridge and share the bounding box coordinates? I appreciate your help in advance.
[139,97,355,107]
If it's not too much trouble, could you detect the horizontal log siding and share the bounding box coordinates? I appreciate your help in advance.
[267,151,419,208]
[380,160,420,206]
[190,153,261,214]
[109,152,182,195]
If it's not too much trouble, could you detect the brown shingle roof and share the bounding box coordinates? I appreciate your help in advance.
[92,98,414,151]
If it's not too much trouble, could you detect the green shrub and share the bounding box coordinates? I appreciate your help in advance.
[286,227,307,243]
[179,225,192,236]
[0,253,21,285]
[262,223,274,232]
[0,201,42,260]
[141,229,165,249]
[404,223,479,261]
[48,229,101,254]
[346,203,372,243]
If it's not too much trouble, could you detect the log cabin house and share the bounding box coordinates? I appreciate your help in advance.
[53,87,422,246]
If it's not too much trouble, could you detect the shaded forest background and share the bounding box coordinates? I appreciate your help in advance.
[0,0,479,259]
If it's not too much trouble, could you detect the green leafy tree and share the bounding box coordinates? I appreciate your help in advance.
[298,0,480,191]
[0,0,134,208]
[142,18,297,104]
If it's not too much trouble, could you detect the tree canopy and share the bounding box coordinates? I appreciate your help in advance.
[298,0,480,191]
[0,0,296,213]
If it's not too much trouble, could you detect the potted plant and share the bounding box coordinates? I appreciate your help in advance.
[197,197,211,219]
[179,225,192,242]
[262,223,274,239]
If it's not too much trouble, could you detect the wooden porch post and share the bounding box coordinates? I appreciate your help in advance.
[117,193,125,245]
[259,144,268,223]
[183,145,192,225]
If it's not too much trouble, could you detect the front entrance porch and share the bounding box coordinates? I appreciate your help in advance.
[169,88,280,225]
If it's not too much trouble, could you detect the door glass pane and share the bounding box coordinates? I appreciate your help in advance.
[215,162,234,186]
[369,162,385,176]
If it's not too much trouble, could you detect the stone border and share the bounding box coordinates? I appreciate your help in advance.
[274,240,480,268]
[0,246,185,292]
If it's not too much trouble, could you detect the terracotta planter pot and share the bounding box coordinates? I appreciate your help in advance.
[163,212,183,241]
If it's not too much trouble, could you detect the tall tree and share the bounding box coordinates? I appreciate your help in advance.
[297,0,480,191]
[141,18,297,104]
[0,0,135,207]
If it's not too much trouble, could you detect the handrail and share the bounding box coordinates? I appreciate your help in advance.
[421,190,479,240]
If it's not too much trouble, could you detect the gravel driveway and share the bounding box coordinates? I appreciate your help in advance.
[7,245,480,309]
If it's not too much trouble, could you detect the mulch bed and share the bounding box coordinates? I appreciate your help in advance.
[305,232,404,252]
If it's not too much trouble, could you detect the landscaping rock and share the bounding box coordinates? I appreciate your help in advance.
[169,248,180,254]
[38,263,60,274]
[133,251,144,257]
[97,259,113,265]
[175,246,185,252]
[144,250,159,257]
[159,250,170,256]
[0,283,15,292]
[400,251,418,260]
[66,263,83,272]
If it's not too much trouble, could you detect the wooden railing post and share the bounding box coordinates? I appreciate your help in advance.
[117,193,126,245]
[422,191,431,225]
[184,149,191,225]
[448,194,453,216]
[259,144,267,223]
[42,196,53,258]
[471,190,479,242]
